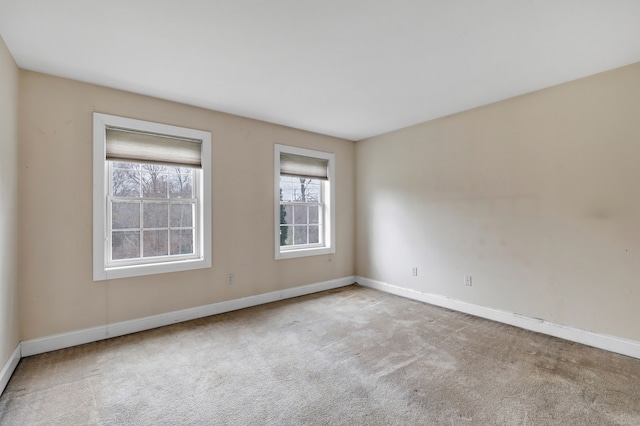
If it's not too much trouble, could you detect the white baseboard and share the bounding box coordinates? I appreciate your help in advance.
[0,344,21,395]
[356,276,640,360]
[21,276,355,357]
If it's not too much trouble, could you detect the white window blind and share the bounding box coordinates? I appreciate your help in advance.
[280,153,329,180]
[106,128,202,168]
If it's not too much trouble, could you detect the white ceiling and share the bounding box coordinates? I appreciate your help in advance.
[1,1,639,141]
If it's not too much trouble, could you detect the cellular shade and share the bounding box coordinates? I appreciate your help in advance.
[280,153,329,180]
[106,128,202,168]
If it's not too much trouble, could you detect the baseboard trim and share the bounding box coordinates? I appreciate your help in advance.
[21,276,355,357]
[356,276,640,360]
[0,344,21,395]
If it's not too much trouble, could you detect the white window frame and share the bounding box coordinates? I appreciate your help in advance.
[93,113,212,280]
[274,144,335,260]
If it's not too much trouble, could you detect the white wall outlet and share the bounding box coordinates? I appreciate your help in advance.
[465,275,472,286]
[411,267,418,276]
[227,274,234,284]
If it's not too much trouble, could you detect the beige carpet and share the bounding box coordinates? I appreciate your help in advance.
[1,285,640,425]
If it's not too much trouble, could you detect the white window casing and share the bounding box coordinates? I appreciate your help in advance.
[93,113,212,281]
[274,144,335,260]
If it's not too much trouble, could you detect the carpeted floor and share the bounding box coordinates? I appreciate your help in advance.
[2,284,640,425]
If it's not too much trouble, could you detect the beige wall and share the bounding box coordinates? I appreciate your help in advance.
[356,62,640,341]
[18,71,355,340]
[0,36,19,364]
[11,54,640,347]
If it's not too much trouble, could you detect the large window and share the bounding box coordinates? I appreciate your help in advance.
[274,144,335,259]
[109,163,196,261]
[93,113,211,280]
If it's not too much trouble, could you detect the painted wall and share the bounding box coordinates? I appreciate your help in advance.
[0,36,19,365]
[356,62,640,342]
[19,71,355,340]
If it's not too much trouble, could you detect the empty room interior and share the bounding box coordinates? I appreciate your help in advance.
[2,1,640,424]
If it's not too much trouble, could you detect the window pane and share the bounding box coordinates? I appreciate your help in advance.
[142,167,168,198]
[170,229,194,255]
[281,205,294,225]
[143,202,168,228]
[309,225,320,244]
[142,164,168,173]
[290,178,320,202]
[309,205,319,224]
[279,179,294,202]
[112,162,140,170]
[169,173,193,198]
[280,225,292,246]
[112,168,141,197]
[112,202,140,229]
[112,231,140,259]
[294,226,307,245]
[279,204,286,225]
[143,230,168,257]
[173,167,192,174]
[170,203,193,227]
[294,205,308,225]
[305,183,320,202]
[292,179,310,202]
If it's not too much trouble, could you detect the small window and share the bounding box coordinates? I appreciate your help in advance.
[274,144,335,259]
[93,113,211,280]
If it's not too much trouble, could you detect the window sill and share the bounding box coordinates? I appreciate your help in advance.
[94,257,211,281]
[276,246,335,260]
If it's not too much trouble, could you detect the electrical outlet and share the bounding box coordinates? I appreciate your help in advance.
[227,274,234,284]
[411,267,418,276]
[465,275,472,286]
